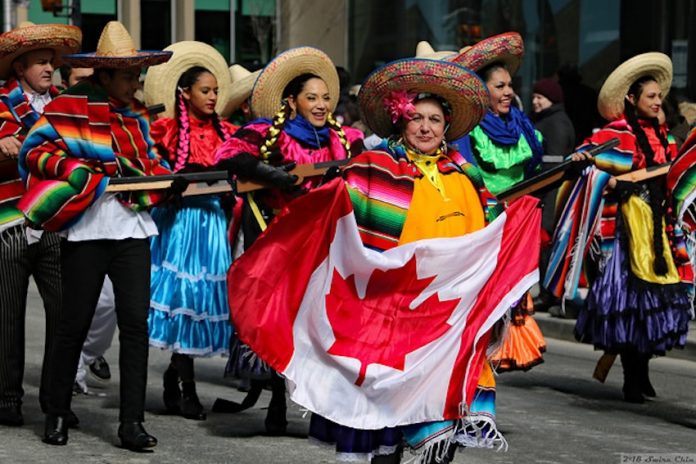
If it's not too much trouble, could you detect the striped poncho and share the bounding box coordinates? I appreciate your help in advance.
[343,141,502,251]
[544,117,687,300]
[0,78,60,231]
[17,80,171,232]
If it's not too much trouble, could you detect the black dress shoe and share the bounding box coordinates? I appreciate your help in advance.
[118,422,157,451]
[0,405,23,426]
[43,415,68,445]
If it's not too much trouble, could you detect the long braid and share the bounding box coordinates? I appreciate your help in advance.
[650,117,670,156]
[259,101,291,163]
[212,113,232,144]
[326,111,352,157]
[625,79,668,275]
[174,89,191,172]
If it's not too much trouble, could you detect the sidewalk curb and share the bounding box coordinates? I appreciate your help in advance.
[535,312,696,362]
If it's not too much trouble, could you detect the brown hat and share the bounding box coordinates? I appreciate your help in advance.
[533,78,563,104]
[0,21,82,79]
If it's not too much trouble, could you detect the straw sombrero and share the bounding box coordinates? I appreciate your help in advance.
[415,41,457,60]
[143,41,232,119]
[63,21,171,69]
[450,32,524,76]
[597,52,672,122]
[249,46,339,120]
[0,21,82,79]
[358,58,489,141]
[223,64,262,116]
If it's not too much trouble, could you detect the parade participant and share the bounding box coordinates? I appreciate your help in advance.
[309,57,507,464]
[0,21,81,427]
[451,32,543,195]
[451,33,546,372]
[142,40,238,421]
[216,46,363,434]
[17,21,173,448]
[560,53,692,403]
[224,56,545,464]
[58,64,93,89]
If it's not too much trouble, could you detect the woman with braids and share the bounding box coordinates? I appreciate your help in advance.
[213,47,363,433]
[547,53,693,403]
[142,41,239,420]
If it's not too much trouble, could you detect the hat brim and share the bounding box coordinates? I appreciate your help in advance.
[0,24,82,79]
[358,58,489,141]
[63,50,172,69]
[450,32,524,76]
[143,42,232,119]
[223,69,261,116]
[597,52,672,121]
[250,46,339,120]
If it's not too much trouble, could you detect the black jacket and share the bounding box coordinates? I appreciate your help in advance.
[532,104,576,157]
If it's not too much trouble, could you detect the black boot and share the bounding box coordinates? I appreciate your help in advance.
[371,451,402,464]
[43,414,69,446]
[118,422,157,451]
[162,364,181,413]
[180,381,206,420]
[264,373,287,435]
[639,354,656,398]
[620,352,644,404]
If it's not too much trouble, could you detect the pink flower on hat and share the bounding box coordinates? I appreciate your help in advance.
[383,90,417,124]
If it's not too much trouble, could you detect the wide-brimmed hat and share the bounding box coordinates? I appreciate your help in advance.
[450,32,524,76]
[415,41,457,60]
[223,64,262,116]
[358,58,489,141]
[0,21,82,79]
[62,21,171,69]
[597,52,672,121]
[249,46,339,120]
[143,41,232,119]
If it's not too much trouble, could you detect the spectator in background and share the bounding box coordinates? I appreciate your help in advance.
[333,66,352,125]
[530,77,575,311]
[660,91,690,149]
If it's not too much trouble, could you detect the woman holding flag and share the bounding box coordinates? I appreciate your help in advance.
[547,52,692,403]
[215,46,363,434]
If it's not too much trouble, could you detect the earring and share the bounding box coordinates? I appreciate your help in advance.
[440,138,448,154]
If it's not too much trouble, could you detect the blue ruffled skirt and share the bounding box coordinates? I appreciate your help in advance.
[575,229,691,356]
[148,196,232,357]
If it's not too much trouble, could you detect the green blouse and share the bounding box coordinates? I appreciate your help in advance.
[469,125,543,195]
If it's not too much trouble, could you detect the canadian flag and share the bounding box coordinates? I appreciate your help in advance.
[228,179,540,430]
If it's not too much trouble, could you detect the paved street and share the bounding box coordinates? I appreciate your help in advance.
[2,282,696,463]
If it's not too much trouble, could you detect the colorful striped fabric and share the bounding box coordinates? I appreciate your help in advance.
[17,80,171,232]
[0,78,59,231]
[668,126,696,229]
[343,139,502,252]
[545,118,681,299]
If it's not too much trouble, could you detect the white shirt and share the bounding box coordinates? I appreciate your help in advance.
[61,193,158,242]
[26,90,52,114]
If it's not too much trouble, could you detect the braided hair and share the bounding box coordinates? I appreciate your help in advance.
[259,73,351,162]
[624,75,670,275]
[173,66,231,171]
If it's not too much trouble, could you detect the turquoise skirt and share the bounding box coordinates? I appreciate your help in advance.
[148,196,232,357]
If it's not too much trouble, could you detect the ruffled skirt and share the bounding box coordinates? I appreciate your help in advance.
[575,230,691,356]
[490,293,546,372]
[148,196,232,357]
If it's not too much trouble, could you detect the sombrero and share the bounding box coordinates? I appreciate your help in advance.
[223,64,262,116]
[415,41,457,60]
[143,41,232,119]
[249,46,339,120]
[0,21,82,79]
[358,58,489,141]
[597,52,672,121]
[62,21,171,69]
[450,32,524,76]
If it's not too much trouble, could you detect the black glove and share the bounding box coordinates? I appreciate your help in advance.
[565,157,593,178]
[177,163,207,174]
[216,153,260,178]
[321,165,343,184]
[168,176,189,207]
[613,180,640,200]
[253,161,298,190]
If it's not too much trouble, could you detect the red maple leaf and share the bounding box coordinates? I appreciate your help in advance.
[325,255,461,386]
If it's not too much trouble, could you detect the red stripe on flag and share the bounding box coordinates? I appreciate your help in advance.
[228,179,353,372]
[443,196,540,418]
